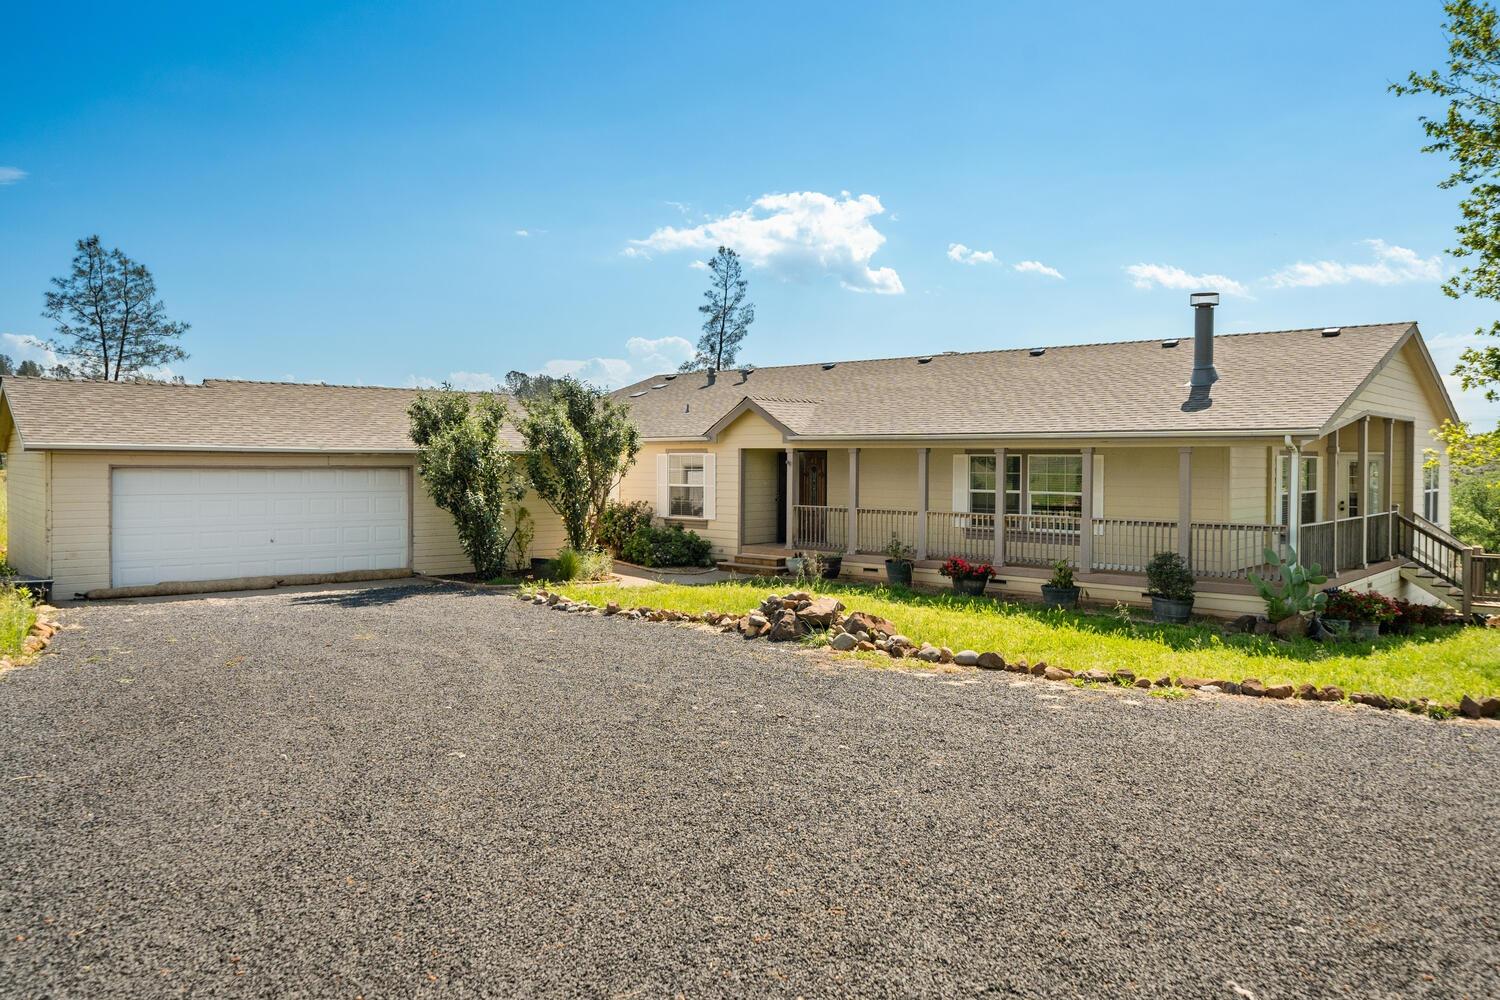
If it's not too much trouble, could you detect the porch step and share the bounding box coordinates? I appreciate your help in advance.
[717,559,787,578]
[1399,565,1465,607]
[731,552,789,568]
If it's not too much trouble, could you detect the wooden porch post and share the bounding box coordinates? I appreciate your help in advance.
[1079,447,1095,572]
[994,447,1006,567]
[1404,420,1418,515]
[1383,417,1396,559]
[916,447,930,560]
[1177,447,1192,564]
[1358,417,1369,567]
[1328,427,1339,571]
[847,448,860,557]
[785,448,797,548]
[1287,445,1302,556]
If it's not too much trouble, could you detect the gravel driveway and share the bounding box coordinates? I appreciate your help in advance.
[1,582,1495,999]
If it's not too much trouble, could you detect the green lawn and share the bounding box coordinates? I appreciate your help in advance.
[551,578,1500,706]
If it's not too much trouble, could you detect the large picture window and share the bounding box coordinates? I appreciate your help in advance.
[965,455,1025,515]
[1276,455,1319,525]
[668,454,706,518]
[1027,454,1083,515]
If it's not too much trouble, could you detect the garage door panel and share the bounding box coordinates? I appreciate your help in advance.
[111,468,410,587]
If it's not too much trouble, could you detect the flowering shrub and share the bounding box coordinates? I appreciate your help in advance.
[940,557,994,580]
[1393,598,1448,630]
[1323,587,1400,624]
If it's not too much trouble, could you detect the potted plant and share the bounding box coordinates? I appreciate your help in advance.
[883,534,916,588]
[1319,587,1358,639]
[1350,590,1399,641]
[940,556,993,596]
[820,553,843,580]
[1040,559,1080,610]
[1145,551,1195,624]
[785,551,807,577]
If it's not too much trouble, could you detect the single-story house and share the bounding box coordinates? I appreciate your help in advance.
[2,296,1494,612]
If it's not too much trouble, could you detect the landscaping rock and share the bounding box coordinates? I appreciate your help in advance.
[1153,676,1173,687]
[1252,618,1276,636]
[784,591,812,604]
[532,595,547,605]
[1217,680,1241,695]
[604,601,620,615]
[740,613,770,639]
[1481,696,1500,719]
[975,652,1006,671]
[1029,662,1047,676]
[1079,669,1112,684]
[546,593,561,606]
[1318,685,1345,702]
[887,634,914,652]
[917,646,943,663]
[856,640,877,652]
[1352,691,1391,710]
[768,610,805,642]
[1240,678,1267,697]
[1274,614,1308,640]
[1134,678,1152,689]
[1459,695,1484,720]
[1177,676,1212,690]
[938,646,955,664]
[829,632,858,652]
[796,597,845,629]
[1225,614,1258,634]
[1200,685,1222,694]
[1042,665,1073,681]
[953,650,980,667]
[845,611,898,638]
[1294,683,1319,700]
[1113,669,1135,684]
[1264,684,1295,700]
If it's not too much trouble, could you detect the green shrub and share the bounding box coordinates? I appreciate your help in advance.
[0,585,35,656]
[599,500,654,554]
[1046,559,1074,590]
[620,523,714,567]
[547,546,613,582]
[1249,546,1327,620]
[1145,551,1195,602]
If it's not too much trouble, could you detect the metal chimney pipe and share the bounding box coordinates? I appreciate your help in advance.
[1189,291,1220,387]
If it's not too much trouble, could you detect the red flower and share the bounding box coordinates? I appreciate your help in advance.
[940,557,993,580]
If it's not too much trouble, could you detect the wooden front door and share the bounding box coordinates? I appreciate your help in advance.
[799,450,828,507]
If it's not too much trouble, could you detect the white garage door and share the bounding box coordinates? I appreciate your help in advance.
[111,467,410,588]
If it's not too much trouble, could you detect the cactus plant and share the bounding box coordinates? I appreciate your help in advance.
[1249,546,1328,621]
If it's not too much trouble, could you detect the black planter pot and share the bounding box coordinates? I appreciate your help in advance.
[820,556,843,580]
[1150,595,1194,624]
[950,575,989,596]
[884,559,913,587]
[1041,584,1080,610]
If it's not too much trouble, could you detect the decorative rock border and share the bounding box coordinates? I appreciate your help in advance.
[0,605,64,675]
[521,589,1500,723]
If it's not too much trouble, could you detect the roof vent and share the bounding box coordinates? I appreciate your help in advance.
[821,362,836,370]
[664,373,677,380]
[916,357,933,364]
[1321,327,1342,338]
[649,383,667,389]
[628,390,648,398]
[1029,347,1046,357]
[1162,339,1179,348]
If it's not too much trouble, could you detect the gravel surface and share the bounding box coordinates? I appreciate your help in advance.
[1,582,1496,999]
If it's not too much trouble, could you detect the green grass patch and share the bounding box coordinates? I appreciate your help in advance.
[552,578,1500,705]
[0,584,36,658]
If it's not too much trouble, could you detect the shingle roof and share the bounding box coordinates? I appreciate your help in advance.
[618,323,1427,439]
[0,322,1440,452]
[0,378,522,452]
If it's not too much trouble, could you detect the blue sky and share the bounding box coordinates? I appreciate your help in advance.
[2,1,1497,424]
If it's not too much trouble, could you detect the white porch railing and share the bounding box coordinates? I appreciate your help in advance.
[1091,518,1177,574]
[855,508,919,555]
[792,504,847,551]
[925,511,997,562]
[1189,522,1287,579]
[1003,513,1082,568]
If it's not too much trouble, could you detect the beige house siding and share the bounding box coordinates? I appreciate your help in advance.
[5,438,50,578]
[31,450,568,599]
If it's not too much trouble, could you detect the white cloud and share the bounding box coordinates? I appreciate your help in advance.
[947,243,997,266]
[688,259,709,271]
[1,332,59,367]
[1267,239,1443,289]
[1422,331,1500,427]
[514,229,530,237]
[405,371,502,391]
[620,246,651,260]
[0,167,26,186]
[1013,260,1064,279]
[631,191,904,294]
[1125,263,1251,298]
[517,335,698,392]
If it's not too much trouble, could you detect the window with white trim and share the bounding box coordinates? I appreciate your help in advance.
[668,454,706,518]
[1423,461,1440,521]
[1027,454,1083,515]
[1276,454,1319,525]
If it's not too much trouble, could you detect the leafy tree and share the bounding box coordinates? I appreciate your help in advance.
[42,235,189,381]
[679,246,754,372]
[16,360,42,377]
[0,356,13,376]
[1394,1,1500,397]
[1453,467,1500,547]
[503,370,564,401]
[517,376,641,549]
[408,388,529,578]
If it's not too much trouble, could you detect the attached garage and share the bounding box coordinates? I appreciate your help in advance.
[0,377,566,599]
[109,467,411,588]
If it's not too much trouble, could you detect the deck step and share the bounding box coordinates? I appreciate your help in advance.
[716,560,787,577]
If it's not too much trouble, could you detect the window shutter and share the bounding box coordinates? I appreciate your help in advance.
[656,454,669,517]
[951,454,969,513]
[701,453,717,521]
